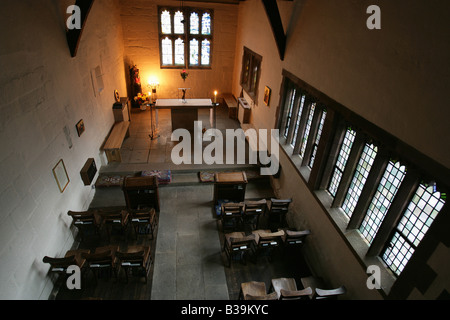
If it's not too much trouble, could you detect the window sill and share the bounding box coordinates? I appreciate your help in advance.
[279,141,396,298]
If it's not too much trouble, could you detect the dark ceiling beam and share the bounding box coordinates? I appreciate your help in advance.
[261,0,286,61]
[66,0,95,58]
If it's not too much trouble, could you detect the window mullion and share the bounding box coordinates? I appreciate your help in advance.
[367,169,421,257]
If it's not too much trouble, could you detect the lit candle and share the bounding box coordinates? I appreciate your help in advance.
[214,91,218,104]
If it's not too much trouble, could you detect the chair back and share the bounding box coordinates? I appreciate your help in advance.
[245,292,278,300]
[243,200,266,217]
[255,230,285,248]
[68,210,100,226]
[314,286,346,300]
[284,230,311,246]
[43,256,77,273]
[280,287,313,300]
[269,199,292,214]
[221,202,244,218]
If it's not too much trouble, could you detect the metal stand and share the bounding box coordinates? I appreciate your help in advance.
[148,103,159,140]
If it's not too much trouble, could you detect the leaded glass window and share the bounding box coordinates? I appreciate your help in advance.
[161,10,172,34]
[382,184,446,276]
[359,161,406,244]
[190,12,199,34]
[291,94,306,147]
[283,89,296,138]
[202,13,211,35]
[341,144,378,218]
[299,103,316,156]
[161,37,173,66]
[190,38,199,65]
[158,7,213,68]
[328,128,356,197]
[174,38,185,65]
[174,11,184,34]
[308,109,327,168]
[201,39,211,65]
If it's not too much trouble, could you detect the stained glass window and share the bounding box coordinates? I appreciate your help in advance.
[202,13,211,35]
[158,7,213,68]
[161,10,171,34]
[382,184,445,276]
[175,38,185,65]
[190,38,199,65]
[190,12,199,34]
[161,37,173,65]
[308,109,327,168]
[359,161,406,244]
[328,128,356,197]
[174,11,184,34]
[201,39,210,65]
[341,144,378,218]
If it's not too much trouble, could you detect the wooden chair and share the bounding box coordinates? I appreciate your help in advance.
[239,281,278,300]
[82,245,119,282]
[242,199,266,231]
[283,229,311,248]
[270,277,312,300]
[116,246,152,284]
[130,208,157,240]
[67,210,102,242]
[98,209,130,241]
[252,229,285,261]
[268,199,292,231]
[313,286,347,300]
[43,249,91,274]
[223,232,256,267]
[220,202,244,233]
[301,276,346,300]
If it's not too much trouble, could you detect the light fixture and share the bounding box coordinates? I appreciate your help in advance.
[147,79,160,103]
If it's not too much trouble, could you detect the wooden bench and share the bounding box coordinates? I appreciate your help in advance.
[103,121,130,163]
[223,93,238,120]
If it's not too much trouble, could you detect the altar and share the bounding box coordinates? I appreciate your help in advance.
[155,99,216,133]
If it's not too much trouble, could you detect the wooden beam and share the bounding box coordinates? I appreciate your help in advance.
[261,0,286,61]
[66,0,95,58]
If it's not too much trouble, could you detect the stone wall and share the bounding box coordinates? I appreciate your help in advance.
[119,0,238,101]
[0,0,126,299]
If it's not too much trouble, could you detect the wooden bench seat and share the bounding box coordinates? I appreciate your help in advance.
[223,93,238,119]
[103,121,130,163]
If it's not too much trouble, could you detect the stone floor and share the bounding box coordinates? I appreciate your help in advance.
[81,104,277,300]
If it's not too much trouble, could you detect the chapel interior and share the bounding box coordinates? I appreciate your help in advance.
[0,0,449,301]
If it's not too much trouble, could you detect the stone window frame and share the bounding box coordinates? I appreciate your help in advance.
[275,68,450,296]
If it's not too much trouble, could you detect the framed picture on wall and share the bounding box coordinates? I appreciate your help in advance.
[264,86,271,106]
[76,119,85,137]
[53,159,70,193]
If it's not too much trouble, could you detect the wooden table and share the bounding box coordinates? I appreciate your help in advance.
[214,171,248,205]
[155,99,216,132]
